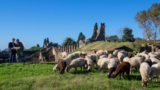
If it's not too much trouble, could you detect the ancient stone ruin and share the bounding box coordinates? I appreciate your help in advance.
[79,23,105,47]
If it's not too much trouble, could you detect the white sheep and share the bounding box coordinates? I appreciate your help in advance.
[140,62,151,87]
[53,64,58,72]
[117,52,125,63]
[84,57,94,72]
[85,54,98,67]
[99,55,108,59]
[108,54,113,59]
[119,51,128,56]
[113,50,119,57]
[66,58,86,72]
[111,57,119,64]
[123,57,130,62]
[97,58,111,69]
[98,58,111,71]
[138,53,150,59]
[61,52,68,59]
[148,52,157,58]
[150,57,160,65]
[149,63,160,83]
[96,50,108,57]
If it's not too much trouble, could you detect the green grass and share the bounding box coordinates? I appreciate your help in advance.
[0,62,160,90]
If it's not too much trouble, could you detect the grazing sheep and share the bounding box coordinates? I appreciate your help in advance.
[150,58,160,65]
[126,56,145,74]
[56,59,66,74]
[97,58,111,68]
[148,52,157,58]
[149,63,160,83]
[84,57,94,72]
[123,57,130,62]
[66,58,86,72]
[61,52,68,59]
[140,62,151,87]
[108,54,113,59]
[117,52,125,63]
[119,51,128,56]
[98,58,111,71]
[96,50,108,57]
[113,50,119,57]
[144,59,152,67]
[85,54,99,66]
[53,64,58,72]
[111,57,119,64]
[107,59,118,78]
[104,50,109,56]
[138,53,150,59]
[99,55,108,59]
[111,62,130,79]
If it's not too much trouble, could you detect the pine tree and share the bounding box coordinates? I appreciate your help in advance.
[93,23,98,31]
[47,38,49,43]
[37,44,40,47]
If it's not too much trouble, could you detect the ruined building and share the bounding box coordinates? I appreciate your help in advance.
[79,23,105,47]
[43,42,58,48]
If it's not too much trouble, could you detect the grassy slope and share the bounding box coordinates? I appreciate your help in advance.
[0,63,160,90]
[70,41,141,54]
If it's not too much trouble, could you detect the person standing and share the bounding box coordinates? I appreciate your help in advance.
[8,38,16,63]
[15,39,24,62]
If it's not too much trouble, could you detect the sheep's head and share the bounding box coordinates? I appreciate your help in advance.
[110,74,116,78]
[142,80,148,87]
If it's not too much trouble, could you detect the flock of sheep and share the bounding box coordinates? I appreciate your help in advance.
[53,50,160,87]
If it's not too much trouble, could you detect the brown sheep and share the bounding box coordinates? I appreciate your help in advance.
[111,62,130,79]
[128,53,133,58]
[107,67,116,78]
[57,59,66,74]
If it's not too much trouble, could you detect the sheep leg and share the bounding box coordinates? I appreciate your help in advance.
[122,73,125,79]
[75,67,77,72]
[126,70,130,80]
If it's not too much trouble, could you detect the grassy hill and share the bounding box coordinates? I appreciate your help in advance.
[0,62,159,90]
[71,41,142,54]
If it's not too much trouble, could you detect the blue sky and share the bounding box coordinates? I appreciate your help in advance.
[0,0,159,50]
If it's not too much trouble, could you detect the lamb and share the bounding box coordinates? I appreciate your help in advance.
[117,52,125,63]
[66,58,86,72]
[108,54,113,59]
[140,62,151,87]
[84,57,94,72]
[56,59,66,74]
[99,55,108,59]
[150,58,160,65]
[149,63,160,83]
[61,52,68,59]
[111,62,130,79]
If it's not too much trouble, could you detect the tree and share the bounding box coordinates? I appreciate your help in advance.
[43,38,47,48]
[105,35,118,42]
[134,10,153,41]
[47,38,49,43]
[122,28,135,42]
[77,32,85,44]
[147,3,160,44]
[37,44,40,47]
[63,37,76,46]
[93,23,98,31]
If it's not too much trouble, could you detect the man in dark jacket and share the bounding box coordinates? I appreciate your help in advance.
[15,39,24,62]
[8,38,16,63]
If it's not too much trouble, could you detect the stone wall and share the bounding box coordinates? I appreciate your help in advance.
[55,44,79,53]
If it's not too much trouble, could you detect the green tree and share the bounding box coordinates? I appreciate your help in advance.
[147,3,160,44]
[134,10,153,41]
[63,37,76,46]
[77,32,85,44]
[105,35,118,42]
[93,23,98,31]
[37,44,40,47]
[43,38,47,48]
[122,28,135,42]
[47,38,49,43]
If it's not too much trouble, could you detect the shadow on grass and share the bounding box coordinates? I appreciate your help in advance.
[70,70,89,75]
[40,62,57,65]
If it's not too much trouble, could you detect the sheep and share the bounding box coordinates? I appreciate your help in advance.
[111,62,130,80]
[144,59,152,67]
[96,50,108,57]
[61,52,68,59]
[107,59,118,78]
[150,58,160,65]
[108,54,113,59]
[56,59,66,74]
[148,52,157,58]
[104,50,109,56]
[97,58,111,68]
[98,58,111,71]
[119,51,128,56]
[117,52,125,63]
[137,53,150,59]
[85,54,98,67]
[113,50,119,57]
[84,57,94,72]
[53,64,58,72]
[125,56,145,74]
[99,55,108,59]
[149,63,160,83]
[123,57,130,62]
[140,62,151,87]
[66,58,86,72]
[128,53,133,58]
[111,57,119,64]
